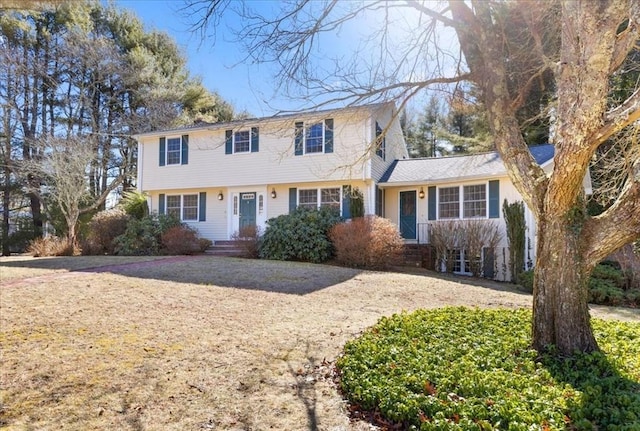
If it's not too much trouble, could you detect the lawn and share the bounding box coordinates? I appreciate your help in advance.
[1,255,638,430]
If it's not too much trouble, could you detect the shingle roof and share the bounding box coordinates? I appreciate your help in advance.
[132,101,392,138]
[379,144,554,184]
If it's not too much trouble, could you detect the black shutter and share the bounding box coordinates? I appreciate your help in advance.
[488,180,500,218]
[324,118,333,153]
[225,130,233,154]
[251,127,259,152]
[289,188,297,212]
[294,122,303,156]
[181,135,189,165]
[159,137,166,166]
[159,193,166,215]
[427,186,437,220]
[199,192,206,221]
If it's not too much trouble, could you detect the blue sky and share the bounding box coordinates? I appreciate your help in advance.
[114,1,452,118]
[116,0,323,116]
[116,0,284,117]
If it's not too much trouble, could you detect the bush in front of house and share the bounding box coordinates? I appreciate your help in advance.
[329,215,404,270]
[160,225,203,255]
[113,213,182,255]
[82,208,131,255]
[259,206,341,263]
[337,307,640,430]
[231,225,262,258]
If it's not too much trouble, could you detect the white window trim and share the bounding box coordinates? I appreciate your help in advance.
[437,183,488,220]
[304,122,325,155]
[233,130,251,154]
[165,136,183,165]
[166,193,199,222]
[297,187,341,212]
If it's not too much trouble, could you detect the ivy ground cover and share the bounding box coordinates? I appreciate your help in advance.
[337,307,640,430]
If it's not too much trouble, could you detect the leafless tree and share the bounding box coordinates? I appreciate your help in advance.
[186,0,640,355]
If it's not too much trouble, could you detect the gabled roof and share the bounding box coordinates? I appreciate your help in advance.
[379,144,554,185]
[132,101,393,139]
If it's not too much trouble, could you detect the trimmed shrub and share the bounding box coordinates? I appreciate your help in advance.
[337,307,640,430]
[330,215,403,269]
[259,206,341,263]
[82,208,130,255]
[503,200,526,282]
[114,216,160,256]
[231,225,262,258]
[160,225,202,255]
[27,236,76,257]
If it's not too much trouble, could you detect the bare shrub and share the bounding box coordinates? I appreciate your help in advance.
[430,221,463,273]
[83,208,131,255]
[231,225,262,258]
[430,220,501,277]
[460,220,502,277]
[160,226,202,255]
[27,236,76,257]
[330,216,404,270]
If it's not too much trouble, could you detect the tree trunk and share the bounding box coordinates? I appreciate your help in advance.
[532,216,598,355]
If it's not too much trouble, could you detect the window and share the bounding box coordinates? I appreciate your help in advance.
[463,184,487,218]
[166,194,199,221]
[182,194,198,221]
[439,187,460,219]
[298,187,341,211]
[225,127,259,154]
[375,121,386,160]
[166,195,181,218]
[166,137,182,165]
[305,122,324,154]
[234,130,251,153]
[438,184,488,219]
[294,119,333,155]
[450,249,482,275]
[160,135,188,166]
[321,188,340,209]
[298,189,318,209]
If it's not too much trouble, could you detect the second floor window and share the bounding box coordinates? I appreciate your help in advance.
[234,130,251,153]
[294,119,333,155]
[305,123,324,153]
[160,135,188,166]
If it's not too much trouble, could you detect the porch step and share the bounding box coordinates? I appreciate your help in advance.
[204,240,245,257]
[402,244,435,269]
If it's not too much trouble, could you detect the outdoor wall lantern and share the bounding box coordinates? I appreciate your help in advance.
[217,191,224,201]
[271,188,277,199]
[418,187,425,199]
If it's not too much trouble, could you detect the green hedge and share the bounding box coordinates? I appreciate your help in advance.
[259,206,341,263]
[337,307,640,430]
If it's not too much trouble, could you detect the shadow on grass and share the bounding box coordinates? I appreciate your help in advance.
[541,349,640,428]
[87,255,364,295]
[0,255,363,295]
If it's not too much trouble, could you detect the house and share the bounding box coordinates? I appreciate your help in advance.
[378,144,592,279]
[133,102,407,242]
[134,102,580,281]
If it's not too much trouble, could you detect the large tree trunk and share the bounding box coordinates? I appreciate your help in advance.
[532,216,598,355]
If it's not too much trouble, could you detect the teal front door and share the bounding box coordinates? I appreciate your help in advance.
[399,191,417,239]
[239,192,257,230]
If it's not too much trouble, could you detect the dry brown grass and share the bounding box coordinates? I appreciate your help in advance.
[1,256,638,431]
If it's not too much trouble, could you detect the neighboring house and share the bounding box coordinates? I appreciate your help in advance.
[133,102,407,241]
[134,102,586,281]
